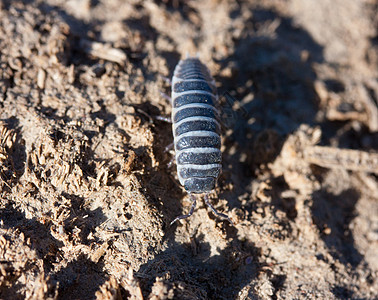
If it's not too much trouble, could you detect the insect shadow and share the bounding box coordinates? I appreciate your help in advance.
[213,5,325,215]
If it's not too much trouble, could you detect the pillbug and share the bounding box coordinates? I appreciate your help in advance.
[170,57,233,225]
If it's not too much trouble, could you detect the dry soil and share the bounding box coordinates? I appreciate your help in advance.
[0,0,377,299]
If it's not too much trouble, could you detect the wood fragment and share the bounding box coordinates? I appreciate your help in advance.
[326,109,367,123]
[119,268,144,300]
[80,39,127,65]
[304,145,378,174]
[95,276,122,300]
[360,81,378,131]
[90,241,109,264]
[37,68,46,89]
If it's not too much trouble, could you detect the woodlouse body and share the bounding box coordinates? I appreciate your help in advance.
[172,58,221,194]
[170,57,232,224]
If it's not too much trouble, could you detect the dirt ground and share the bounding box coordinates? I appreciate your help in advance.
[0,0,377,299]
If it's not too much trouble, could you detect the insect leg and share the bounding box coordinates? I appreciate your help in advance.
[167,156,175,168]
[170,194,197,225]
[159,74,171,85]
[155,91,172,122]
[165,144,175,169]
[165,142,174,152]
[160,91,172,103]
[204,193,234,225]
[155,115,172,123]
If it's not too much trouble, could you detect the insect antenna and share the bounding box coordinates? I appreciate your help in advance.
[204,193,234,225]
[170,194,197,225]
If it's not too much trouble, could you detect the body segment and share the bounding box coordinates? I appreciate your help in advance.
[171,58,221,194]
[170,58,233,225]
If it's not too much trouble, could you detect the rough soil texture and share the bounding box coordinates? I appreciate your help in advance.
[0,0,377,299]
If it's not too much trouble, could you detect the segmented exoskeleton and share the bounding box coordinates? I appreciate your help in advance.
[170,57,233,225]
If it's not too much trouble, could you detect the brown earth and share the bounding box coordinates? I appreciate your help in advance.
[0,0,377,299]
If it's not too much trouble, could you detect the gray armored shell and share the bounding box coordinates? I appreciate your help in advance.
[171,58,221,193]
